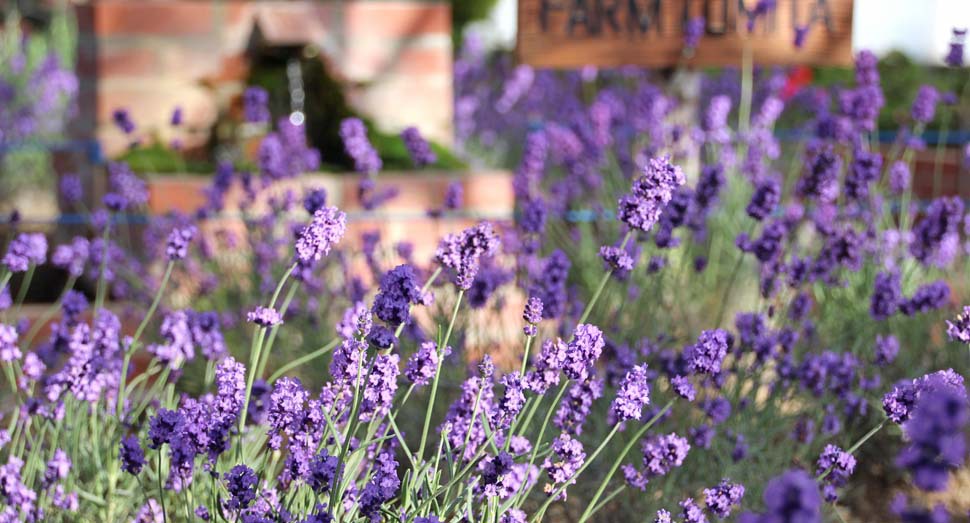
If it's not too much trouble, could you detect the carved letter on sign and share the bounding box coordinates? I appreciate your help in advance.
[518,0,853,68]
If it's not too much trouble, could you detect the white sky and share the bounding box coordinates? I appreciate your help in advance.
[471,0,970,66]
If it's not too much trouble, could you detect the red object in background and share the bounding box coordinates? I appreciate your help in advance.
[781,66,813,100]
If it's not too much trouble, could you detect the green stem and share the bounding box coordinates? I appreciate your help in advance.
[12,264,35,318]
[256,281,299,379]
[94,219,113,312]
[117,261,174,419]
[156,451,168,523]
[417,289,464,462]
[577,399,674,523]
[577,231,631,327]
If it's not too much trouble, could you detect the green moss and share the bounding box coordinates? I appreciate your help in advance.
[117,143,214,175]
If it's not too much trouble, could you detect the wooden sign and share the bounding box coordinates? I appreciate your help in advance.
[517,0,854,68]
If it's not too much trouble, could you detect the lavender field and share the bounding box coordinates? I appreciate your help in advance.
[1,3,969,523]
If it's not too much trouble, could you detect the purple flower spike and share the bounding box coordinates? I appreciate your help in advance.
[611,364,651,422]
[340,117,382,174]
[0,325,21,362]
[816,444,856,501]
[617,156,686,233]
[433,222,500,290]
[946,306,970,344]
[523,296,543,336]
[243,87,270,124]
[704,479,745,518]
[247,306,282,327]
[686,329,729,376]
[223,464,258,510]
[165,225,196,261]
[295,206,347,264]
[562,324,605,382]
[3,233,47,273]
[405,341,449,387]
[401,126,437,167]
[542,433,585,497]
[119,435,146,476]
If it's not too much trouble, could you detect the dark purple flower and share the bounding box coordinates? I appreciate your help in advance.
[911,197,963,266]
[911,85,940,123]
[704,479,745,518]
[686,329,729,376]
[870,271,902,321]
[741,469,821,523]
[816,445,856,501]
[495,372,527,429]
[946,306,970,344]
[900,281,950,316]
[896,385,967,491]
[794,25,809,47]
[359,353,399,422]
[617,156,686,233]
[611,364,651,422]
[303,188,328,215]
[443,180,463,211]
[671,375,696,401]
[295,206,347,264]
[373,264,427,326]
[875,335,900,366]
[60,174,83,203]
[554,377,603,435]
[542,433,585,496]
[523,296,543,336]
[148,409,182,449]
[243,87,270,124]
[306,449,338,493]
[626,433,689,489]
[746,176,781,221]
[247,306,282,328]
[883,369,966,424]
[366,325,397,349]
[433,222,500,290]
[401,126,437,167]
[845,150,882,201]
[684,17,705,51]
[562,324,605,382]
[112,108,135,134]
[3,233,47,273]
[681,497,707,523]
[405,341,448,387]
[224,465,258,510]
[599,245,635,274]
[529,250,570,319]
[0,325,21,363]
[945,27,966,67]
[340,118,382,174]
[796,145,841,204]
[165,225,196,261]
[119,435,146,475]
[889,161,911,194]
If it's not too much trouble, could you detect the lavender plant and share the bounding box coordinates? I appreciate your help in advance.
[1,18,970,523]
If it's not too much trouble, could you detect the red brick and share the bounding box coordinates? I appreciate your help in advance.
[344,2,450,39]
[94,2,216,36]
[392,46,452,75]
[146,176,209,214]
[98,46,159,76]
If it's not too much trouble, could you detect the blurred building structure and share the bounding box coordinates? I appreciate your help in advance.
[74,0,454,157]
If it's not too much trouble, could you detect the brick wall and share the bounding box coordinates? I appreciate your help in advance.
[75,0,453,158]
